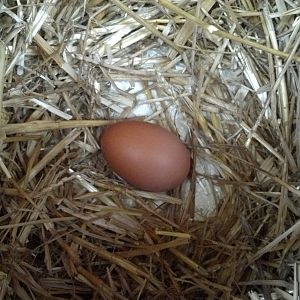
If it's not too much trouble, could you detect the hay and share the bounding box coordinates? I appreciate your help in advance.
[0,0,300,299]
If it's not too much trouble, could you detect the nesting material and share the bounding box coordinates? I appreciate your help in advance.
[0,0,300,299]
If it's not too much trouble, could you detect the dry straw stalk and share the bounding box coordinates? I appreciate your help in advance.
[0,0,299,299]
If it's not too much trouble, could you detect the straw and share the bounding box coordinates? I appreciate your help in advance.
[1,0,299,299]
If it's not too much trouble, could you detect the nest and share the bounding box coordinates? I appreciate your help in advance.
[1,0,300,299]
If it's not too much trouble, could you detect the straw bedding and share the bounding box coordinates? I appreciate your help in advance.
[0,0,300,299]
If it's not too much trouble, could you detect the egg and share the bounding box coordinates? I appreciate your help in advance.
[100,120,190,192]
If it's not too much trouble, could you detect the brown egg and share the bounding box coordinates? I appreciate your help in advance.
[100,120,190,192]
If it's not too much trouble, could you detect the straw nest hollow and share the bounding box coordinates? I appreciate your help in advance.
[0,0,300,299]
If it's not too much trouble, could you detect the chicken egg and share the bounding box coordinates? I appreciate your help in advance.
[100,120,190,192]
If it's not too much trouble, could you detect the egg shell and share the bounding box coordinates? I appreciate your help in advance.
[100,120,190,192]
